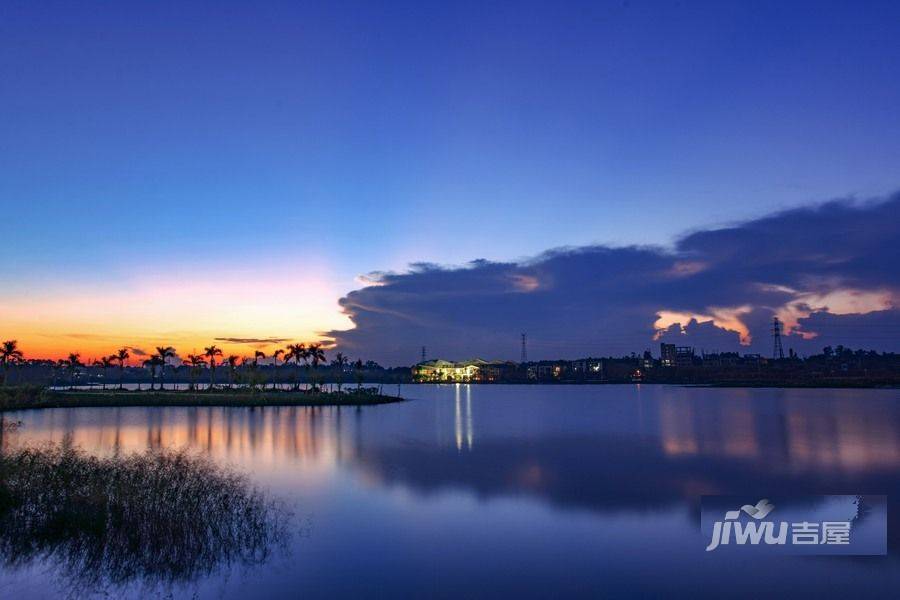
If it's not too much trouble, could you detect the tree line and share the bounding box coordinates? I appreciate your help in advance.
[0,339,389,392]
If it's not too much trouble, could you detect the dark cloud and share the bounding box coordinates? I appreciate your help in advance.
[126,347,149,357]
[790,309,900,351]
[214,337,291,345]
[330,192,900,365]
[654,319,744,352]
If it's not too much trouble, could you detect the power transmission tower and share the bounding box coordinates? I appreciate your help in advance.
[520,333,527,363]
[772,317,784,360]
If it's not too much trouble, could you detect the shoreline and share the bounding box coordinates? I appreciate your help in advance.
[0,388,404,412]
[409,380,899,389]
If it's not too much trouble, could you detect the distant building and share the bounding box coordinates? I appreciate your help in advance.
[413,359,514,382]
[526,362,567,381]
[742,353,765,366]
[701,352,740,368]
[661,343,677,367]
[660,343,694,367]
[675,346,695,367]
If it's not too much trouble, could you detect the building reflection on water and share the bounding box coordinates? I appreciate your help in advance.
[657,392,900,473]
[455,384,474,451]
[3,388,900,515]
[2,388,480,462]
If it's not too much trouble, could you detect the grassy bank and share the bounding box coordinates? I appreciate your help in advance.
[0,385,403,412]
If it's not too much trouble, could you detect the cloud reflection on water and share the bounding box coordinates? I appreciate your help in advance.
[4,386,900,595]
[4,388,899,511]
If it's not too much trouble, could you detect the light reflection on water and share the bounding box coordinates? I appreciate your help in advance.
[2,384,900,598]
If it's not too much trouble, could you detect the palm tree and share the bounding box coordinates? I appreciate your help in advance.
[270,348,284,390]
[224,355,240,389]
[64,353,82,390]
[155,346,177,391]
[0,340,24,386]
[204,345,222,390]
[306,343,326,392]
[254,350,266,367]
[283,343,307,390]
[114,348,130,389]
[10,355,24,385]
[332,352,348,392]
[354,358,364,391]
[142,357,161,391]
[183,354,207,390]
[250,351,266,390]
[92,356,114,390]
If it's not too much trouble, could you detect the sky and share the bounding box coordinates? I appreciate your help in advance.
[1,1,899,364]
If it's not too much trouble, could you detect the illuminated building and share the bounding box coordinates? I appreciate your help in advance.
[661,343,677,367]
[413,359,514,382]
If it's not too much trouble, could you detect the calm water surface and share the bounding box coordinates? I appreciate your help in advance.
[2,385,900,598]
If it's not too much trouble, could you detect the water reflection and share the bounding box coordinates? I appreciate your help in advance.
[0,443,288,596]
[656,392,900,473]
[5,389,899,510]
[3,386,900,596]
[455,384,474,451]
[3,406,360,465]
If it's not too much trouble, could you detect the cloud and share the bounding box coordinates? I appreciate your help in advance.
[329,192,900,365]
[214,337,292,345]
[126,346,149,357]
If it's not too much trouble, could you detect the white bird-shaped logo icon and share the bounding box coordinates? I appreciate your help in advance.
[739,499,775,519]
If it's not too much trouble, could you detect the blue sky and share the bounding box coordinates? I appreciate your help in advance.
[2,1,899,360]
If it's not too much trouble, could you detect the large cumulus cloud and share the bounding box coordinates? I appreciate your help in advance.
[329,192,900,365]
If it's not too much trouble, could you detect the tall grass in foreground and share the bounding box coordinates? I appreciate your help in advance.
[0,443,289,595]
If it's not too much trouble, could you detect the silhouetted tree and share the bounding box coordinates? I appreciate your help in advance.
[354,358,364,391]
[142,357,161,391]
[284,343,307,390]
[224,355,240,389]
[0,340,24,386]
[332,352,348,392]
[183,354,207,390]
[114,348,130,390]
[155,346,177,390]
[64,353,82,390]
[270,348,284,389]
[92,356,114,390]
[204,346,222,390]
[306,344,326,391]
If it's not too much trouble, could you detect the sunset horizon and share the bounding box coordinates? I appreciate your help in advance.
[5,190,898,364]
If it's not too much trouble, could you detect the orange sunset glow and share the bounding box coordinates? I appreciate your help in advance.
[0,266,353,362]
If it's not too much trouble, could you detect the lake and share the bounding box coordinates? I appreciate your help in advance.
[1,384,899,598]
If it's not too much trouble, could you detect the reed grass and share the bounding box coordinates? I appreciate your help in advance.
[0,443,289,593]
